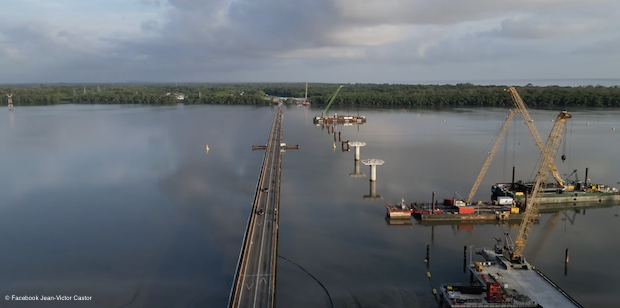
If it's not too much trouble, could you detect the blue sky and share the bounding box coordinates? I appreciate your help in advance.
[1,0,619,84]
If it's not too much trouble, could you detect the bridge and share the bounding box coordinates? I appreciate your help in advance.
[228,103,297,308]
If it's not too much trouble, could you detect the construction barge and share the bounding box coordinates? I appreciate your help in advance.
[313,113,366,125]
[385,198,414,219]
[493,167,619,204]
[312,85,367,125]
[412,202,528,222]
[493,181,620,204]
[439,244,582,308]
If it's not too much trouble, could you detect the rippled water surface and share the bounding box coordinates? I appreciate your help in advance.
[1,104,619,308]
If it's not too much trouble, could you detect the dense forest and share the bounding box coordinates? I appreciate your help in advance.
[1,83,620,107]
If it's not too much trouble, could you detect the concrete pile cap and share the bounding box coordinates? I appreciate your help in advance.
[348,141,366,146]
[362,159,384,165]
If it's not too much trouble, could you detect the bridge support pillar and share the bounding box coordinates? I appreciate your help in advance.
[370,165,377,181]
[349,141,366,161]
[362,159,384,182]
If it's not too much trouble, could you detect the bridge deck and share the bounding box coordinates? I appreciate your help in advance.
[229,104,284,308]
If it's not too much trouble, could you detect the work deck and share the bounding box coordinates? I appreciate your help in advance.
[439,248,582,308]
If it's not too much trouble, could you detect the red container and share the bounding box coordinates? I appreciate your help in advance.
[458,207,475,214]
[443,198,454,206]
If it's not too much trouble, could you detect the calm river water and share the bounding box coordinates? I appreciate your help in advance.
[0,104,619,308]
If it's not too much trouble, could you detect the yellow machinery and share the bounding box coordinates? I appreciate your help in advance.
[466,110,517,204]
[505,87,564,187]
[466,87,568,204]
[505,110,572,262]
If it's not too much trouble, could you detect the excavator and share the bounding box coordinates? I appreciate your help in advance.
[500,110,572,264]
[465,87,566,205]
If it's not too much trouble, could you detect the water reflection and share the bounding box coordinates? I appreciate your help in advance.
[349,159,365,178]
[385,217,413,227]
[9,109,14,130]
[363,180,382,200]
[1,105,620,308]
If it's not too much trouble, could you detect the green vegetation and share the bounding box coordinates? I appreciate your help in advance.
[1,83,620,107]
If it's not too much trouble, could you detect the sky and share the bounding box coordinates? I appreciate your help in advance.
[0,0,619,84]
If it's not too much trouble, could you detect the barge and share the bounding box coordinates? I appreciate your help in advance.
[439,244,582,308]
[493,182,620,204]
[412,202,528,223]
[492,168,620,204]
[313,113,366,125]
[385,198,413,219]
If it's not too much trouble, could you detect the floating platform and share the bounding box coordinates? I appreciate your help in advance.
[385,198,414,219]
[493,181,620,205]
[409,191,619,222]
[415,220,525,229]
[411,203,530,223]
[512,192,620,204]
[313,114,366,125]
[439,248,582,308]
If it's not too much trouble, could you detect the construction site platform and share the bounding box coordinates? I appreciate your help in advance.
[439,248,582,308]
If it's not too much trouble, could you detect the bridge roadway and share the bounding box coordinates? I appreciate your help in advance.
[229,103,283,308]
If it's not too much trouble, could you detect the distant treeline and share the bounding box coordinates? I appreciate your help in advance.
[1,83,620,107]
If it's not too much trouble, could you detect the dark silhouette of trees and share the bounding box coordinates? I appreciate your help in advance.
[2,83,619,107]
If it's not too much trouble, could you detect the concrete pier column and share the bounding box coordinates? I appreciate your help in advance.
[361,159,384,182]
[349,141,366,161]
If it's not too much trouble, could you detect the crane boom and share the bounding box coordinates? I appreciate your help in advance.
[510,110,571,260]
[505,87,564,187]
[467,110,517,204]
[321,85,344,117]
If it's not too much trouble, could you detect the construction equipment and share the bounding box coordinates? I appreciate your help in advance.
[466,110,517,204]
[505,87,564,187]
[504,110,572,263]
[318,85,344,118]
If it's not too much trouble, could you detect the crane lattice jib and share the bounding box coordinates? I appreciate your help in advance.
[505,87,564,187]
[467,109,517,204]
[512,110,571,259]
[322,85,344,117]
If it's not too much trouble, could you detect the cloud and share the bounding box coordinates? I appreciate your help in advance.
[332,0,613,25]
[138,0,161,6]
[478,9,608,40]
[1,0,620,83]
[572,37,620,56]
[3,47,28,63]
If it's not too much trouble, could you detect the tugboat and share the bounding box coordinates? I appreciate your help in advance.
[385,198,413,219]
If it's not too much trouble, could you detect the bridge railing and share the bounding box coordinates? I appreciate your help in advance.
[228,106,281,308]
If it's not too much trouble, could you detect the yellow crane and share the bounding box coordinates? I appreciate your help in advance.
[466,109,517,204]
[505,87,564,187]
[505,110,572,262]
